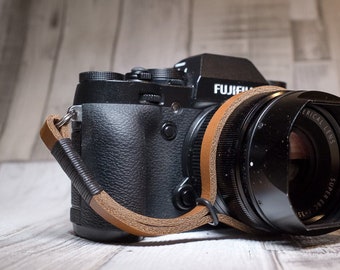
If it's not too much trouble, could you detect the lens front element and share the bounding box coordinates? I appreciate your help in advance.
[288,108,340,224]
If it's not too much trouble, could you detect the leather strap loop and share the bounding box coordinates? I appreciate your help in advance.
[41,115,222,236]
[40,86,284,237]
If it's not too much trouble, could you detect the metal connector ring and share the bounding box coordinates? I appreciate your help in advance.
[196,198,219,226]
[55,108,76,129]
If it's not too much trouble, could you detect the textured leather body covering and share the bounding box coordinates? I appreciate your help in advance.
[71,103,201,238]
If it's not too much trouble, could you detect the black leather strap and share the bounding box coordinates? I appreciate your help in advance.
[52,138,103,204]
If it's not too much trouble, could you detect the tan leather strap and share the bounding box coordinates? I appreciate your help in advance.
[40,85,283,237]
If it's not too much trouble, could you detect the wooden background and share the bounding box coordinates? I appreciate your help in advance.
[0,0,340,161]
[2,1,340,269]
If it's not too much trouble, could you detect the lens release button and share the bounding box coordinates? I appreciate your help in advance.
[161,122,177,140]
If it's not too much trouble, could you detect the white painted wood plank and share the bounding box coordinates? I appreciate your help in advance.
[191,0,250,57]
[0,0,63,162]
[32,0,121,160]
[101,233,280,270]
[291,20,330,61]
[289,0,319,20]
[294,60,340,96]
[321,0,340,89]
[0,162,70,228]
[191,0,290,53]
[2,0,339,162]
[0,161,121,270]
[1,162,340,269]
[34,0,191,160]
[43,0,121,116]
[191,0,293,86]
[112,0,191,73]
[102,230,340,270]
[290,0,339,94]
[250,37,293,88]
[0,0,30,144]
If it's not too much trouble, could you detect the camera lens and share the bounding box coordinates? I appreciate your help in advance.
[288,108,340,224]
[198,87,340,235]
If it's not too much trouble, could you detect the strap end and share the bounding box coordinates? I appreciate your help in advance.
[40,114,70,151]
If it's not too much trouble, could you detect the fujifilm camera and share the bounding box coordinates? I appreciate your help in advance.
[69,54,340,242]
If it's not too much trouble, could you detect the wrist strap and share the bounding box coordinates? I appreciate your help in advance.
[40,115,258,236]
[39,86,282,237]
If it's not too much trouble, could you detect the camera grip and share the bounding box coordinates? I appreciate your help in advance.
[80,103,153,212]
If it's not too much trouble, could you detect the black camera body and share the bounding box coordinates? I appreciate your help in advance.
[70,54,271,241]
[70,54,340,242]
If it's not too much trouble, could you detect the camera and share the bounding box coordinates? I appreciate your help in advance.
[69,54,340,242]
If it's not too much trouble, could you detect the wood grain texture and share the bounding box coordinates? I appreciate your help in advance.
[290,0,340,95]
[321,0,340,91]
[112,0,191,73]
[0,0,30,144]
[1,0,340,160]
[1,162,340,269]
[42,0,121,115]
[1,2,340,267]
[191,0,293,87]
[0,0,63,161]
[31,0,121,160]
[291,20,330,61]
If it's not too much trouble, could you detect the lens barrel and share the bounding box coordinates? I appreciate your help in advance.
[199,88,340,235]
